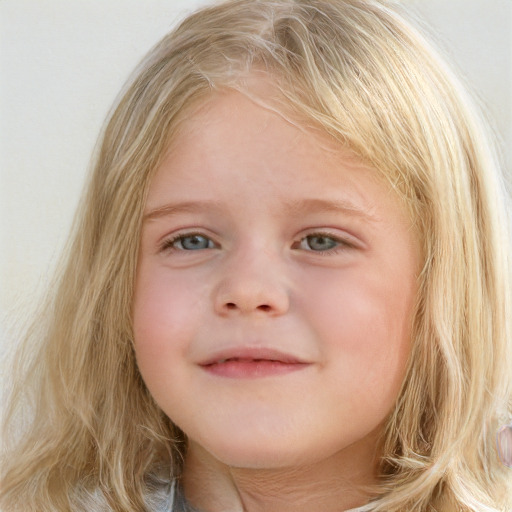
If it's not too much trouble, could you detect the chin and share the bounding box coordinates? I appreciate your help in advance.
[193,427,343,470]
[211,445,305,469]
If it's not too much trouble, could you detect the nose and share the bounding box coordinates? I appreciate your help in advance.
[213,251,290,317]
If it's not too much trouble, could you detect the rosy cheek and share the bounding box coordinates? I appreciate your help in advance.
[133,277,172,351]
[133,270,199,356]
[304,278,385,348]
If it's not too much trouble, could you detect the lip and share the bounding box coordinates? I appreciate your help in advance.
[198,347,311,378]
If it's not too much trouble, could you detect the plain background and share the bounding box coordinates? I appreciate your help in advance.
[1,0,511,347]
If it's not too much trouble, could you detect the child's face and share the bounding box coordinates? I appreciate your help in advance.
[133,88,419,471]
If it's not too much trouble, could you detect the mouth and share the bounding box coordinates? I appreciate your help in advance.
[199,348,311,378]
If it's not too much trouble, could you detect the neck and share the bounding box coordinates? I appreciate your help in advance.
[181,440,379,512]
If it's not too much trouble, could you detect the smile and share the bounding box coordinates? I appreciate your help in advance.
[199,348,311,378]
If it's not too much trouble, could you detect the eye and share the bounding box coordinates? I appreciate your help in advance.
[297,233,350,253]
[163,233,216,251]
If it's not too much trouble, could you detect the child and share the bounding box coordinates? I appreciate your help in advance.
[2,0,511,510]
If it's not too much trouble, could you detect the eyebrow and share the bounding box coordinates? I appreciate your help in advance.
[143,198,378,223]
[143,200,224,222]
[282,198,378,223]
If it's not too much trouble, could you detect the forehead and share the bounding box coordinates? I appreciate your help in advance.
[159,82,376,179]
[181,94,338,160]
[165,72,346,157]
[149,88,377,200]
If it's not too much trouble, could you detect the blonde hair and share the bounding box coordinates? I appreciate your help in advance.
[2,0,511,510]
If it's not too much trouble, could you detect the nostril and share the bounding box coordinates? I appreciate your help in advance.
[224,302,272,312]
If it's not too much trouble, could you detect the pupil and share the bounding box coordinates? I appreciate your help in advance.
[183,235,208,250]
[309,236,335,251]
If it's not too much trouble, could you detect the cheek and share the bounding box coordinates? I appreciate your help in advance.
[307,269,413,342]
[301,267,415,393]
[132,270,199,380]
[133,260,206,334]
[131,270,207,420]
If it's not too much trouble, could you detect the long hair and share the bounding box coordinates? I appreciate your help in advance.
[2,1,511,510]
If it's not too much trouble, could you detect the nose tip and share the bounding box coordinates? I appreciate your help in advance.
[214,279,289,317]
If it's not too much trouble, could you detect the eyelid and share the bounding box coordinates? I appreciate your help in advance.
[295,229,362,250]
[302,234,346,251]
[159,230,219,252]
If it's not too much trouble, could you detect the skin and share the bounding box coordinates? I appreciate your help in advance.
[133,84,419,511]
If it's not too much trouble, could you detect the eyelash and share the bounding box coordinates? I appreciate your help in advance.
[159,231,355,255]
[160,232,216,252]
[295,232,354,254]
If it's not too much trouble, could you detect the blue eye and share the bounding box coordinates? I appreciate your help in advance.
[300,234,343,252]
[167,234,215,251]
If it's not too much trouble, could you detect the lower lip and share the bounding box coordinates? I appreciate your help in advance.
[201,360,310,378]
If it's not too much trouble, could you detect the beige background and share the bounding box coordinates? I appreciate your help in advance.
[1,0,511,344]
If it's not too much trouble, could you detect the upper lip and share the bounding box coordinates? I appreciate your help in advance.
[199,347,309,366]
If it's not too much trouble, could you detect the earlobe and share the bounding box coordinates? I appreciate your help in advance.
[496,424,512,468]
